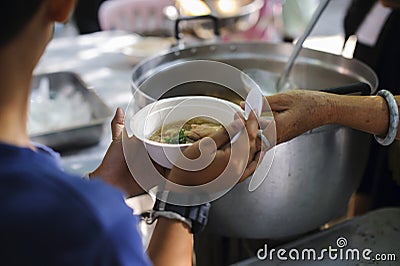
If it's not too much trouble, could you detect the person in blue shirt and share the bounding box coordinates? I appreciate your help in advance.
[0,0,262,265]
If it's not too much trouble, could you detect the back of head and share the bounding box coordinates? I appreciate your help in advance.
[0,0,45,47]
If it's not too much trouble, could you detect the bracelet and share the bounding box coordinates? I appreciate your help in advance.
[142,210,192,229]
[374,90,399,146]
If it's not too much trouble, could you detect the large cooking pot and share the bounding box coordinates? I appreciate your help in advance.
[131,42,378,239]
[172,0,264,38]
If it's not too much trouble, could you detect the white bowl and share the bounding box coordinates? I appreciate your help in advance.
[130,96,243,168]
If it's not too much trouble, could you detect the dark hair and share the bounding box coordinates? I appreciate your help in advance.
[0,0,45,47]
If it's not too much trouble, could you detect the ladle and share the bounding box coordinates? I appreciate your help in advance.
[276,0,331,91]
[244,0,331,94]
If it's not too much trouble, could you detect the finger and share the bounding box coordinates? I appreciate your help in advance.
[255,137,261,152]
[229,110,258,162]
[234,111,245,120]
[246,110,259,142]
[240,151,262,182]
[208,117,245,148]
[260,117,276,148]
[259,116,274,129]
[247,111,262,164]
[112,107,125,141]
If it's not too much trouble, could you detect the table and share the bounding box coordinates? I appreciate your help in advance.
[35,31,149,175]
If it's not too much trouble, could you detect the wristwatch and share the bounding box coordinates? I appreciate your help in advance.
[152,198,211,234]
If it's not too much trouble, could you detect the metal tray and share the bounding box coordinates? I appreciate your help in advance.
[29,72,112,151]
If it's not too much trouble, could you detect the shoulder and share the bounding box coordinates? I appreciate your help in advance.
[0,163,150,265]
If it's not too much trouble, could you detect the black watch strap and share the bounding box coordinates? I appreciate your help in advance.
[153,199,211,234]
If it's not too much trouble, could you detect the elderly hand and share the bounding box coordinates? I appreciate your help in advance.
[264,90,337,144]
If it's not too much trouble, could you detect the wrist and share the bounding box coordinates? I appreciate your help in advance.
[150,197,211,234]
[319,92,340,125]
[157,216,192,232]
[88,164,105,179]
[88,165,145,198]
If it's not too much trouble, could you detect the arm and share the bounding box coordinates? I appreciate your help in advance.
[331,94,395,138]
[265,90,399,144]
[147,218,193,266]
[146,112,261,266]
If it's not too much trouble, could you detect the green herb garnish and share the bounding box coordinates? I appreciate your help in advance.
[163,129,187,144]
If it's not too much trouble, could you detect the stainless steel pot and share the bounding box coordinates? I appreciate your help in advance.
[131,42,378,239]
[172,0,264,38]
[202,0,265,33]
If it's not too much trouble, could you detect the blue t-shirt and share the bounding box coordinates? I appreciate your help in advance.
[0,142,151,266]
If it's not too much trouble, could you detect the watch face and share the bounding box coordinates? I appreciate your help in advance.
[380,0,400,8]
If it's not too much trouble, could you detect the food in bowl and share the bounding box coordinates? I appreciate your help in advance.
[149,117,223,144]
[128,96,243,168]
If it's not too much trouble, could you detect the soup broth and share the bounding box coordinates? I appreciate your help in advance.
[149,117,222,144]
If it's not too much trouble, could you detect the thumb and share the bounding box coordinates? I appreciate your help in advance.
[112,107,125,142]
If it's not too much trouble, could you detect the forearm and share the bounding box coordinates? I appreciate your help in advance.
[147,217,193,266]
[331,94,399,139]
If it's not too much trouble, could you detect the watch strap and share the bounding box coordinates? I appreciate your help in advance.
[153,199,211,234]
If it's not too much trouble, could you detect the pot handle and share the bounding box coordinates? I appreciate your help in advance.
[174,15,220,40]
[319,82,371,96]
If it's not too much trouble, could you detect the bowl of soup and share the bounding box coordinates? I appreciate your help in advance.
[129,96,243,168]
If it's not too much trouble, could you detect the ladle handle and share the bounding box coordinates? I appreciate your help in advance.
[276,0,331,91]
[319,82,371,95]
